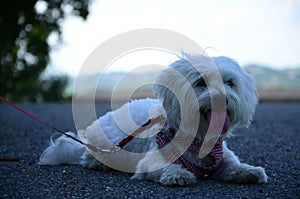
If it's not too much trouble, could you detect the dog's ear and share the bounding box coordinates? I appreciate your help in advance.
[228,61,258,128]
[154,67,194,107]
[154,67,201,130]
[154,68,181,128]
[238,70,258,128]
[154,68,178,100]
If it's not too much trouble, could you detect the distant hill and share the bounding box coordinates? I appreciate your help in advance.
[244,65,300,89]
[71,65,300,101]
[244,65,300,101]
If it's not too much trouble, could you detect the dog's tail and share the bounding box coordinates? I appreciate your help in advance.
[39,132,86,165]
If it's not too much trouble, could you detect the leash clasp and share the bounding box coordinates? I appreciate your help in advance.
[87,144,121,154]
[101,145,122,154]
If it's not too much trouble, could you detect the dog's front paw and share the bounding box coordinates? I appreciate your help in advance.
[159,164,196,186]
[240,165,268,184]
[217,163,268,184]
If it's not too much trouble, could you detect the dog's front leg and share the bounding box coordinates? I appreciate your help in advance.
[211,142,268,184]
[132,152,196,186]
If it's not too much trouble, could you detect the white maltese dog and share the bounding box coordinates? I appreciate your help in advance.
[39,54,268,186]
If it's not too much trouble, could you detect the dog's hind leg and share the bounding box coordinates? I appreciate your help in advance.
[211,142,268,184]
[39,133,86,166]
[39,132,111,171]
[80,150,112,171]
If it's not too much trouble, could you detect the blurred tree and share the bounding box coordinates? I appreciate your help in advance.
[0,0,90,102]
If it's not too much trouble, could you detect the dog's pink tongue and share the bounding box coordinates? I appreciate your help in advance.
[205,110,230,135]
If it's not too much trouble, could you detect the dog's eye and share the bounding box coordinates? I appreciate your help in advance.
[225,80,234,87]
[195,78,207,87]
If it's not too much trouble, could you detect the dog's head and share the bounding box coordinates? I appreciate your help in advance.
[154,54,258,138]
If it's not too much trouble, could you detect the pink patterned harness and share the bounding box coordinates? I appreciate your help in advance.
[156,127,224,178]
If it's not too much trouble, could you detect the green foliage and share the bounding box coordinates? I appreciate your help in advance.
[245,65,300,89]
[0,0,90,102]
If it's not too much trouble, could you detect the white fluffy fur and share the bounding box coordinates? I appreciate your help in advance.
[39,54,268,186]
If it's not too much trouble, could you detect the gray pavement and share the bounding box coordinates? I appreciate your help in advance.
[0,102,299,198]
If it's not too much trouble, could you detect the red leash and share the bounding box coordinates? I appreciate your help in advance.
[0,96,86,146]
[0,96,161,153]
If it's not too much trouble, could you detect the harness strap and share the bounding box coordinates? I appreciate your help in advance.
[117,116,162,148]
[156,127,224,178]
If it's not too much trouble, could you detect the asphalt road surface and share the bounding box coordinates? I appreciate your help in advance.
[0,102,299,198]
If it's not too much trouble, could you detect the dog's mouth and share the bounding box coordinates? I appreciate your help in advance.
[204,110,230,135]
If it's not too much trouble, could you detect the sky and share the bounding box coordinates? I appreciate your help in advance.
[47,0,300,76]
